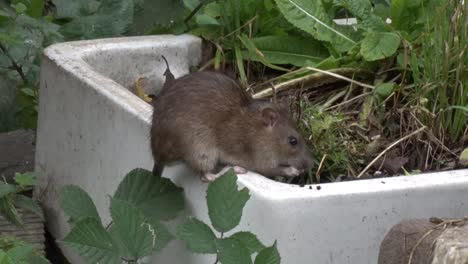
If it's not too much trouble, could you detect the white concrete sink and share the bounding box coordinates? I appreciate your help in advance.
[36,35,468,264]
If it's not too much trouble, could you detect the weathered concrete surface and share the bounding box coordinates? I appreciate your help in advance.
[36,34,468,264]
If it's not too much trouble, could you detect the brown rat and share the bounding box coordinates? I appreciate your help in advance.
[150,70,313,181]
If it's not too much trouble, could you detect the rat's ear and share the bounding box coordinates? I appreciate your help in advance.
[262,107,279,127]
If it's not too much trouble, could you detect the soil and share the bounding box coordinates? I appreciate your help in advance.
[0,130,69,263]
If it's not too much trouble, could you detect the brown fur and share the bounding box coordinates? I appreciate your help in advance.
[151,71,313,177]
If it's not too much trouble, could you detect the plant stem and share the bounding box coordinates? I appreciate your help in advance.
[184,0,211,25]
[0,42,27,84]
[213,232,224,264]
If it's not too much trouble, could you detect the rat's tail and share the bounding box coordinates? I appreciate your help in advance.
[152,162,164,177]
[161,55,175,92]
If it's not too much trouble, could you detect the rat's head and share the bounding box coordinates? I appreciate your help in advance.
[251,101,314,177]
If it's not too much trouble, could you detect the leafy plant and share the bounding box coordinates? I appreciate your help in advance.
[59,168,281,264]
[59,168,182,263]
[0,172,44,227]
[0,235,49,264]
[177,169,281,264]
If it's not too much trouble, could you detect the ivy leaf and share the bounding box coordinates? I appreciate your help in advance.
[254,242,281,264]
[230,232,265,254]
[59,185,101,224]
[109,198,156,259]
[113,168,184,221]
[275,0,356,51]
[360,31,401,61]
[207,169,250,233]
[176,217,217,254]
[216,237,253,264]
[62,218,120,264]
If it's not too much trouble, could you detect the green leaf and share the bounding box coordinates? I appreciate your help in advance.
[0,197,22,227]
[148,220,174,251]
[60,0,134,40]
[6,243,34,261]
[130,0,186,34]
[53,0,100,18]
[13,172,38,187]
[59,185,101,224]
[333,0,385,31]
[238,35,289,71]
[275,0,356,51]
[254,242,281,264]
[207,169,250,233]
[13,3,27,14]
[62,218,120,264]
[19,88,35,98]
[176,217,217,254]
[13,195,44,221]
[113,168,184,221]
[230,232,265,254]
[251,35,329,67]
[109,198,156,259]
[374,82,395,98]
[13,0,44,18]
[360,31,401,61]
[216,238,253,264]
[0,184,16,198]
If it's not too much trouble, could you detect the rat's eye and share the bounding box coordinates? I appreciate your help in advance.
[288,136,298,146]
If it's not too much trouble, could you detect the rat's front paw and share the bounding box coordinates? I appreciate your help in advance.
[282,167,301,177]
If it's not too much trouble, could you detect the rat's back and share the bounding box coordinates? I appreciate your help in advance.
[150,71,250,174]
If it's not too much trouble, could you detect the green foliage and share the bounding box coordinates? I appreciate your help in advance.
[0,235,50,264]
[360,32,400,61]
[177,169,281,263]
[59,168,282,263]
[59,168,183,263]
[0,172,44,227]
[207,169,250,232]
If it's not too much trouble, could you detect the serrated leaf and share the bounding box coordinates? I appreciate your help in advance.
[207,169,250,233]
[176,217,217,253]
[59,185,101,224]
[251,35,329,66]
[275,0,356,51]
[374,82,395,98]
[13,172,38,187]
[360,31,401,61]
[254,242,281,264]
[109,198,155,259]
[149,220,174,251]
[113,168,184,221]
[60,0,134,40]
[0,184,16,198]
[62,218,120,264]
[216,238,253,264]
[230,232,265,254]
[13,195,44,221]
